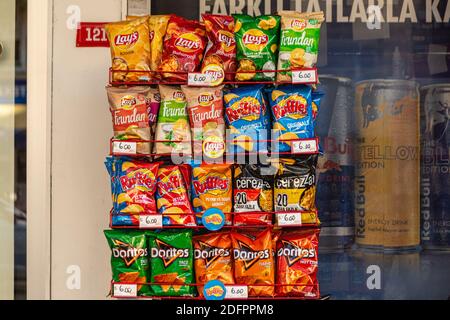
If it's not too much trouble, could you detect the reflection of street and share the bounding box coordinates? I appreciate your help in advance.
[318,247,450,299]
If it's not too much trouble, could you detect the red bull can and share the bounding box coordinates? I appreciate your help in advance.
[316,76,355,249]
[420,84,450,250]
[355,79,420,250]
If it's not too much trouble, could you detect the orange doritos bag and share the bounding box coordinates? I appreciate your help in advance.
[193,232,235,297]
[231,228,275,297]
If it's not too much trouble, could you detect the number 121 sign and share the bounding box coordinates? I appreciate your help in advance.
[76,22,109,47]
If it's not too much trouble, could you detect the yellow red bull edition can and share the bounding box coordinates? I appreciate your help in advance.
[355,79,420,250]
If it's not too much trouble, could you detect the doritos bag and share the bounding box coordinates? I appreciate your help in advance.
[158,16,207,81]
[105,17,151,82]
[201,14,236,81]
[268,85,314,152]
[104,230,151,296]
[233,164,274,225]
[193,232,234,297]
[231,228,275,297]
[156,165,196,226]
[149,230,195,296]
[276,229,320,298]
[191,163,232,225]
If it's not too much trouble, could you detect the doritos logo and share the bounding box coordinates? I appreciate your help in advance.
[194,241,230,268]
[112,239,148,267]
[233,241,269,270]
[193,174,229,195]
[205,285,225,297]
[273,95,308,120]
[151,239,189,268]
[277,240,315,267]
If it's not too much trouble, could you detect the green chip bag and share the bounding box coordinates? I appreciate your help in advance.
[149,230,195,296]
[104,230,151,296]
[233,14,280,81]
[277,11,324,82]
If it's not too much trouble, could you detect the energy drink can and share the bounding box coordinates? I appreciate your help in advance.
[355,79,420,250]
[420,84,450,250]
[316,76,355,249]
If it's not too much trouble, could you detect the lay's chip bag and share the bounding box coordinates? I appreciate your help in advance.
[191,163,233,225]
[231,228,275,297]
[274,156,319,225]
[149,230,195,296]
[149,15,171,73]
[193,232,234,297]
[104,230,151,296]
[233,14,281,81]
[224,85,270,153]
[156,165,196,226]
[268,85,314,152]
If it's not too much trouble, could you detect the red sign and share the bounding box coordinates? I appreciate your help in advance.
[76,22,109,47]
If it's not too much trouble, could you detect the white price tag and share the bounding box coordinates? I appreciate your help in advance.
[225,285,248,299]
[113,284,137,298]
[138,215,163,229]
[112,141,137,155]
[187,72,213,86]
[292,69,317,84]
[277,212,302,226]
[291,139,318,154]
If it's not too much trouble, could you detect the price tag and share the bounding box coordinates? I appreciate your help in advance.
[139,215,163,229]
[112,141,137,155]
[225,285,248,299]
[188,72,213,86]
[292,69,317,84]
[277,212,302,226]
[76,22,109,47]
[113,284,137,298]
[291,139,318,154]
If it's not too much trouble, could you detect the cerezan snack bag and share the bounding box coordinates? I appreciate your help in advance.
[149,15,171,72]
[268,85,314,152]
[154,85,192,156]
[233,14,280,81]
[231,228,275,297]
[224,85,270,153]
[105,17,151,82]
[233,164,274,225]
[274,156,319,225]
[277,11,325,82]
[181,85,225,158]
[158,16,207,81]
[149,230,194,296]
[276,229,320,298]
[107,86,152,155]
[156,165,196,226]
[201,14,236,81]
[193,232,234,297]
[104,230,151,296]
[191,163,233,225]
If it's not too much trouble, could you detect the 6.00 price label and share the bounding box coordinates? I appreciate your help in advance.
[277,212,302,227]
[291,139,318,154]
[225,285,248,299]
[292,69,317,84]
[139,215,163,229]
[113,284,137,298]
[187,73,214,86]
[112,141,137,155]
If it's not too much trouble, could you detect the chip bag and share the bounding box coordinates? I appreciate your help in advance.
[181,85,225,158]
[233,14,280,81]
[149,230,195,296]
[105,17,151,82]
[158,16,207,81]
[276,229,320,298]
[201,14,236,81]
[233,164,274,225]
[193,232,235,297]
[231,228,275,297]
[224,85,270,153]
[156,165,196,226]
[268,85,314,152]
[277,11,325,82]
[104,230,151,296]
[149,15,171,72]
[154,85,192,156]
[274,156,319,225]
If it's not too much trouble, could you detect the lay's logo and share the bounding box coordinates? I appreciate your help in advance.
[273,95,308,120]
[198,93,214,106]
[175,33,201,53]
[115,31,139,46]
[291,19,307,31]
[226,97,261,123]
[242,29,268,46]
[205,285,224,297]
[120,95,137,108]
[218,30,235,49]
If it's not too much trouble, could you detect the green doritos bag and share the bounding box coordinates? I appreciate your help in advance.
[104,230,152,296]
[233,14,280,81]
[149,230,195,296]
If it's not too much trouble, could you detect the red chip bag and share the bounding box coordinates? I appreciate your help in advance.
[158,16,207,81]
